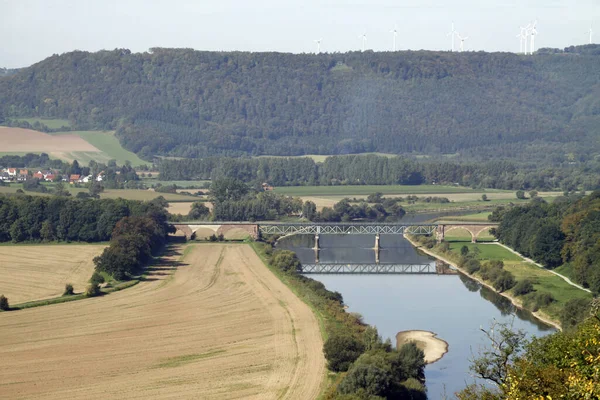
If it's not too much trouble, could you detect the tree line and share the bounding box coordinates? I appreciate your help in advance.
[491,190,600,295]
[0,194,168,243]
[1,46,599,162]
[159,154,600,191]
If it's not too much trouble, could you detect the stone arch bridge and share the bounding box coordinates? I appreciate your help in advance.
[170,221,497,243]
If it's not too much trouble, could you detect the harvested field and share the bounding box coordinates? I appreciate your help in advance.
[0,245,104,304]
[0,244,326,399]
[0,127,100,152]
[167,202,194,216]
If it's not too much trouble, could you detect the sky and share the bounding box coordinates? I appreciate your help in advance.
[1,0,598,68]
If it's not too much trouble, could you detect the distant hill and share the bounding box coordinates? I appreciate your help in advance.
[0,67,19,77]
[0,46,599,161]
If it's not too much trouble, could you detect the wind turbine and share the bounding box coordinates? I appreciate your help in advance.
[359,32,367,51]
[516,26,527,54]
[314,38,322,54]
[529,20,538,54]
[446,22,457,51]
[456,32,469,52]
[586,25,593,44]
[390,25,398,51]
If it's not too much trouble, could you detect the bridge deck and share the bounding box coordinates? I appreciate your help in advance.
[301,263,437,274]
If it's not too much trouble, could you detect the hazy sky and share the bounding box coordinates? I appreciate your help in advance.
[1,0,598,68]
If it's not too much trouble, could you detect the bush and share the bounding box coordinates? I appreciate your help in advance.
[0,294,9,310]
[513,279,534,296]
[63,283,74,296]
[560,298,591,329]
[323,332,365,372]
[338,364,391,397]
[493,271,516,292]
[90,272,105,286]
[463,258,482,274]
[209,234,218,242]
[85,283,101,297]
[460,245,469,256]
[270,250,302,273]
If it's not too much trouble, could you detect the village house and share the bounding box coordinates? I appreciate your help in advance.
[4,168,17,177]
[96,171,105,182]
[33,170,44,180]
[262,182,274,191]
[19,169,28,176]
[80,174,93,183]
[44,173,56,182]
[0,172,11,181]
[69,174,80,184]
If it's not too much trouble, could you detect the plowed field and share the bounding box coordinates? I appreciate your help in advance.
[0,244,325,399]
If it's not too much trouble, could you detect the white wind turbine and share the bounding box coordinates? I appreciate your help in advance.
[529,20,538,54]
[446,22,457,51]
[516,26,527,54]
[456,32,469,52]
[390,25,398,51]
[586,25,593,44]
[359,32,367,51]
[314,38,322,53]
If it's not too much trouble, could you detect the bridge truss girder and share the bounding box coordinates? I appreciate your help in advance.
[258,224,437,236]
[301,263,437,274]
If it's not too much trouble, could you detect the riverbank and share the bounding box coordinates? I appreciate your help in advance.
[404,235,562,331]
[396,330,448,364]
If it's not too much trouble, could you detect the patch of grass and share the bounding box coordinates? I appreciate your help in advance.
[0,185,193,201]
[443,211,492,221]
[449,243,522,261]
[155,350,226,368]
[141,179,211,188]
[554,264,575,282]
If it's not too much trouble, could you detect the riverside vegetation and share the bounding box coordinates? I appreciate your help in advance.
[255,242,428,399]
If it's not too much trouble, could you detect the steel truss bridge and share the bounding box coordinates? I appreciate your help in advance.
[301,263,437,274]
[258,223,437,236]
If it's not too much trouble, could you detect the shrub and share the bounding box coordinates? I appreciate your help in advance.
[493,271,516,292]
[217,233,224,241]
[439,241,450,252]
[85,283,101,297]
[63,283,74,296]
[463,258,482,274]
[513,279,534,296]
[270,250,302,273]
[560,298,591,330]
[90,272,105,286]
[460,245,469,256]
[338,364,391,397]
[323,332,365,372]
[209,234,218,242]
[0,294,9,311]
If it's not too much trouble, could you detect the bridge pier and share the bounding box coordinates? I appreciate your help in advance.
[314,248,320,263]
[314,234,320,250]
[374,234,380,264]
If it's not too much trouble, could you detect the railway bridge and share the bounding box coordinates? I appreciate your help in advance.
[169,221,498,244]
[169,221,496,274]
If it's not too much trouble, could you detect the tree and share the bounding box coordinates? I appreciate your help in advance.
[302,200,317,221]
[481,194,488,201]
[0,294,9,310]
[323,333,365,372]
[512,279,533,296]
[337,364,391,397]
[40,220,55,241]
[270,250,301,273]
[63,283,74,296]
[461,245,470,256]
[515,190,526,200]
[209,178,248,203]
[469,320,526,386]
[560,298,592,330]
[89,182,104,198]
[188,202,210,220]
[493,271,516,292]
[53,182,71,196]
[85,283,101,297]
[528,190,538,198]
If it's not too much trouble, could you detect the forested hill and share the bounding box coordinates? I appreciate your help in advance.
[1,46,600,159]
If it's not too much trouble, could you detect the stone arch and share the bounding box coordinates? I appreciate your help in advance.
[438,224,497,243]
[172,224,193,239]
[216,224,259,240]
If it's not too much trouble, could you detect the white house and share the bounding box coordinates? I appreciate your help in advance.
[80,174,93,183]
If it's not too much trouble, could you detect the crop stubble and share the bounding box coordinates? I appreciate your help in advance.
[0,244,325,399]
[0,245,104,304]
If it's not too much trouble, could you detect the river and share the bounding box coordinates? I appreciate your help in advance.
[276,212,555,398]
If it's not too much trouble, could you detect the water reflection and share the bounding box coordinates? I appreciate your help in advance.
[276,214,556,397]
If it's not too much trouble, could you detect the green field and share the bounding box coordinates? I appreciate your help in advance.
[442,211,492,221]
[445,242,591,321]
[12,118,71,129]
[449,242,522,261]
[50,131,147,166]
[274,185,495,196]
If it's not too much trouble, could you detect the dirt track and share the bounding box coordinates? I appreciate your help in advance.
[0,244,325,399]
